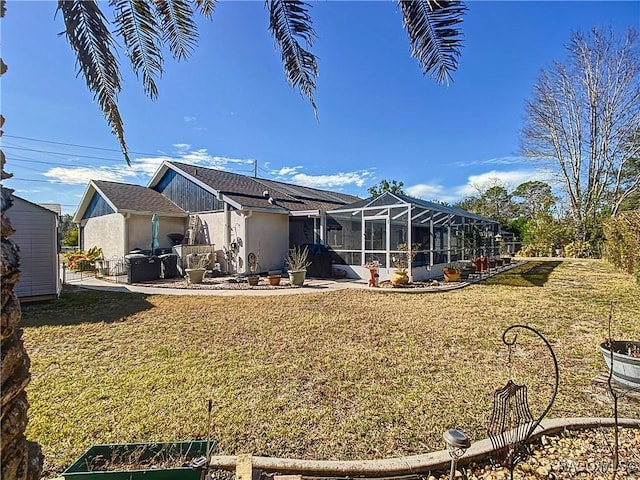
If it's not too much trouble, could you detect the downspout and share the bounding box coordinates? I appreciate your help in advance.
[123,213,130,256]
[242,210,253,274]
[223,202,231,247]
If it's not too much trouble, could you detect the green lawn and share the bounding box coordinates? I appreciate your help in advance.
[21,259,640,477]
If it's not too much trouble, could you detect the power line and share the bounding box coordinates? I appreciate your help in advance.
[3,145,128,163]
[7,157,73,167]
[3,134,160,157]
[1,177,59,184]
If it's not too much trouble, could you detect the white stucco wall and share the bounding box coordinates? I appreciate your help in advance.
[197,209,289,273]
[127,214,186,253]
[83,213,185,259]
[83,213,125,259]
[197,211,227,270]
[245,211,289,273]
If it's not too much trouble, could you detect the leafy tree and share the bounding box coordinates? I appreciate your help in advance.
[368,179,405,197]
[512,180,555,218]
[57,0,467,163]
[521,27,640,241]
[64,226,79,247]
[60,213,79,247]
[455,184,517,225]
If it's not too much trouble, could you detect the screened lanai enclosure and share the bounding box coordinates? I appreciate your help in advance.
[325,193,500,282]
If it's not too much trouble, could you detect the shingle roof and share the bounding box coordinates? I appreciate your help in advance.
[93,180,186,215]
[168,162,361,212]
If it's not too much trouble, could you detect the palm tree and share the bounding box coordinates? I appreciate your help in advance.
[0,2,466,479]
[57,0,467,164]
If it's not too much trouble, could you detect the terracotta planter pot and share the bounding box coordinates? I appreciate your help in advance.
[390,270,409,285]
[267,275,281,286]
[247,275,260,286]
[443,269,461,282]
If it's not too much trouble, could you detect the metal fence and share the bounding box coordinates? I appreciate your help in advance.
[61,257,128,284]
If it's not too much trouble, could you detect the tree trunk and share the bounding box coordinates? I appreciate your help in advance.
[1,7,43,477]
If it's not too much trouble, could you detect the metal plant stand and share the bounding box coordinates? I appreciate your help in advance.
[487,325,559,480]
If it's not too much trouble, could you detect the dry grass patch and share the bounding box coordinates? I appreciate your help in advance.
[22,260,640,477]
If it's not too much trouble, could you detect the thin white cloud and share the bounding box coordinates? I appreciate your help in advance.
[273,166,302,176]
[406,183,444,199]
[457,155,528,167]
[173,143,191,154]
[290,171,374,189]
[44,167,128,185]
[13,188,42,194]
[183,116,197,123]
[42,146,255,186]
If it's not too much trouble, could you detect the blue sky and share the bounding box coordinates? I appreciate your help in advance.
[2,1,638,215]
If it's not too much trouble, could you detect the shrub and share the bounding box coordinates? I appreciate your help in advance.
[563,241,592,258]
[517,243,551,257]
[63,246,103,271]
[602,211,640,282]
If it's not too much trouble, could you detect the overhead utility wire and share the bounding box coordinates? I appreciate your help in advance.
[4,134,160,157]
[4,145,130,163]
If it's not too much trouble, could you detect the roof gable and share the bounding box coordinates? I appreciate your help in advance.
[74,180,186,222]
[152,161,361,212]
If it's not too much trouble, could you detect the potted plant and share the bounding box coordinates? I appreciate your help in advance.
[286,245,311,286]
[390,243,420,286]
[62,440,215,480]
[184,253,209,284]
[600,305,640,390]
[246,250,260,286]
[442,263,461,282]
[266,271,282,286]
[600,340,640,390]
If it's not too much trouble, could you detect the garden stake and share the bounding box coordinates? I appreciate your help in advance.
[487,325,559,480]
[206,399,213,460]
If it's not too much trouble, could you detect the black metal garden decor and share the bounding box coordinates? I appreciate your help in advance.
[487,325,559,480]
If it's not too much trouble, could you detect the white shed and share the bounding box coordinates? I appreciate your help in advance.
[5,194,61,302]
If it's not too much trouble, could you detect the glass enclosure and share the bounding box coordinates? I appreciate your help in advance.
[326,193,500,273]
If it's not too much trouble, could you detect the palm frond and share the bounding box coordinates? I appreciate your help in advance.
[153,0,198,61]
[193,0,217,19]
[113,0,164,100]
[267,0,318,117]
[57,0,130,164]
[399,0,466,85]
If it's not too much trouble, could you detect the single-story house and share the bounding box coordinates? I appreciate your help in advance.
[74,162,499,280]
[3,190,61,301]
[74,161,360,274]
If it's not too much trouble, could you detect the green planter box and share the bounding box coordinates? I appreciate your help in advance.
[63,440,215,480]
